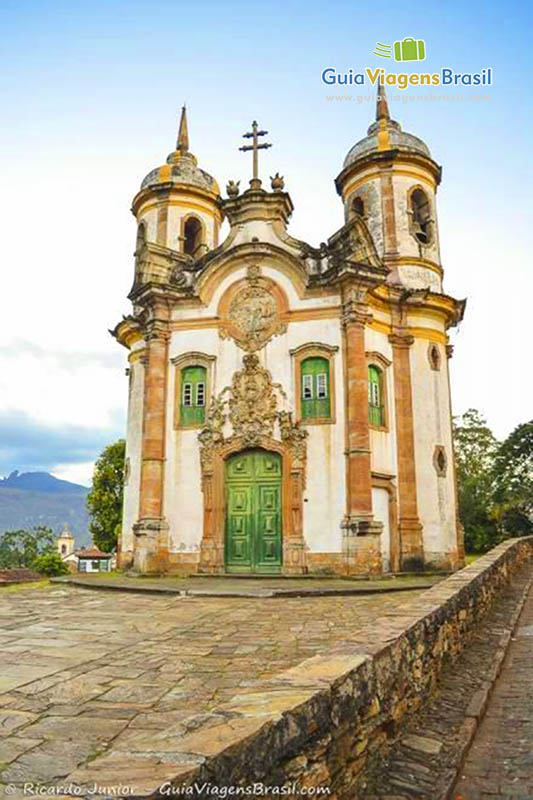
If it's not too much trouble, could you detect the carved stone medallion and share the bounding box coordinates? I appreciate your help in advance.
[219,266,287,352]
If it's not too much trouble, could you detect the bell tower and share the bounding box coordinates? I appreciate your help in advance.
[131,106,223,260]
[335,86,466,572]
[57,524,75,558]
[335,84,443,294]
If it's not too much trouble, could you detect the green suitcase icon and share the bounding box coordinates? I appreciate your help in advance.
[394,38,426,62]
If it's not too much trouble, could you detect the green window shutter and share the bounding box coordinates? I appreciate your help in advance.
[368,365,384,426]
[180,365,207,426]
[301,357,331,420]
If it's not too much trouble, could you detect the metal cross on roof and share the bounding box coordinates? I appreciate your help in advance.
[239,120,272,189]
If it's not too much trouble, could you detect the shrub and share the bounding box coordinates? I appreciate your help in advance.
[33,552,70,577]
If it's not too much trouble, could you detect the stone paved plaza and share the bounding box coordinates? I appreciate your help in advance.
[0,583,422,796]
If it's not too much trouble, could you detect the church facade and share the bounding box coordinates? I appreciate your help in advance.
[113,88,466,576]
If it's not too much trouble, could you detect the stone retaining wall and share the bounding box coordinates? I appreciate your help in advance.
[158,537,533,799]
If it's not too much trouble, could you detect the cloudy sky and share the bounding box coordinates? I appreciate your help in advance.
[1,0,531,486]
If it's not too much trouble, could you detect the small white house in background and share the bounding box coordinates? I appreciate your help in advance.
[76,546,113,573]
[57,524,78,571]
[57,526,115,573]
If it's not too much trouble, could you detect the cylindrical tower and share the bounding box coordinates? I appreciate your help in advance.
[335,85,443,294]
[335,86,465,572]
[131,106,223,259]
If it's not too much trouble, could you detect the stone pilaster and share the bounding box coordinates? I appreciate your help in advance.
[341,295,383,574]
[389,331,424,569]
[156,199,169,247]
[133,318,170,574]
[380,170,399,260]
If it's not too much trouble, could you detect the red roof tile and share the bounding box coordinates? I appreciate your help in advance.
[75,547,112,559]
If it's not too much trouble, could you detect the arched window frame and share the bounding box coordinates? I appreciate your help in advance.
[135,221,146,254]
[291,343,338,425]
[134,221,147,281]
[171,352,216,429]
[407,185,434,246]
[180,214,206,258]
[366,351,391,431]
[352,196,365,218]
[427,343,442,371]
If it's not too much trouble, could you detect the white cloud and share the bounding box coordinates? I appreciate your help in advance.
[52,462,94,487]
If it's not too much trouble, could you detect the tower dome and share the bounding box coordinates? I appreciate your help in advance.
[343,118,431,167]
[335,83,443,287]
[342,84,432,169]
[132,107,223,257]
[140,107,220,195]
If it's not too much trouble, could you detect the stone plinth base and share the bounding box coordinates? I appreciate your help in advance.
[282,540,308,575]
[342,516,383,575]
[132,517,169,575]
[116,550,134,571]
[197,539,225,574]
[399,517,424,571]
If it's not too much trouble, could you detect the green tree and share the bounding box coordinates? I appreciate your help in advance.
[493,420,533,536]
[0,526,55,568]
[33,552,70,576]
[453,409,500,553]
[86,439,126,553]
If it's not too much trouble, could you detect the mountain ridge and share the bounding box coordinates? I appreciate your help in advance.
[0,470,89,493]
[0,471,91,546]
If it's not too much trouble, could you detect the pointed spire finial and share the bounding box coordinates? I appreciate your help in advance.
[177,105,189,153]
[376,80,390,121]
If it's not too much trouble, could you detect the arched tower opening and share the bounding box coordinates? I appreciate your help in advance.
[183,216,204,256]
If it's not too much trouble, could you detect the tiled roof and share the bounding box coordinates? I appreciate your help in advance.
[75,547,112,559]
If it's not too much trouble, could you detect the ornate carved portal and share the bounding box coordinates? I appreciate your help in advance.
[197,354,308,574]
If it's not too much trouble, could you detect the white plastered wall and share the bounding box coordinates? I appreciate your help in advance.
[409,333,457,564]
[122,350,145,553]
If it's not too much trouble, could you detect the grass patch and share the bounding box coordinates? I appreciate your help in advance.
[465,553,483,565]
[0,579,51,594]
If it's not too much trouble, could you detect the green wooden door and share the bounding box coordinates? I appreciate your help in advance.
[225,449,282,573]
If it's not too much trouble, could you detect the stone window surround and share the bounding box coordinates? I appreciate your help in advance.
[428,342,442,371]
[179,212,207,256]
[407,184,434,247]
[171,351,216,430]
[290,342,338,426]
[366,351,392,432]
[433,445,448,477]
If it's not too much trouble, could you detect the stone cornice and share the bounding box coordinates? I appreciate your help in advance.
[341,300,373,329]
[221,188,294,227]
[131,181,223,219]
[388,330,415,349]
[335,147,442,198]
[111,316,143,350]
[371,285,466,329]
